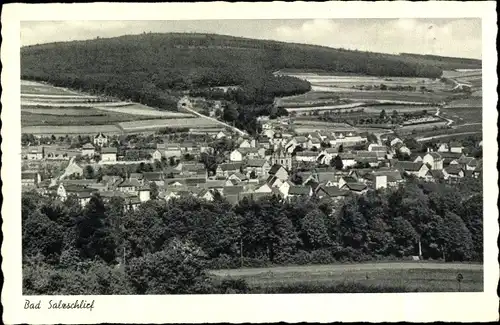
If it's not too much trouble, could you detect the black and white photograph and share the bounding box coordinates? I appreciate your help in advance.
[2,2,498,324]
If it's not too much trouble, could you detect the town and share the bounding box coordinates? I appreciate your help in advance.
[21,102,482,210]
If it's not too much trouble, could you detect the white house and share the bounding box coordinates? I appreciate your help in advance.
[101,147,117,162]
[423,152,444,170]
[81,143,95,157]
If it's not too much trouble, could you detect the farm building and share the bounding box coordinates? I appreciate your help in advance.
[81,143,95,157]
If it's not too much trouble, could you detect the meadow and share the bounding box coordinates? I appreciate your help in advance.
[22,125,123,135]
[118,117,221,132]
[210,262,483,293]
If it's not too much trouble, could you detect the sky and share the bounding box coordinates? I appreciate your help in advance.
[21,19,482,59]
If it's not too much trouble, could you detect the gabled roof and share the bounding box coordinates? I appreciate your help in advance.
[268,164,287,175]
[185,178,207,186]
[101,147,118,154]
[295,136,308,143]
[229,172,248,180]
[445,165,464,175]
[142,172,164,181]
[428,169,445,179]
[246,159,268,167]
[426,152,443,160]
[129,173,144,180]
[82,143,95,149]
[218,163,243,171]
[223,186,244,196]
[206,180,226,188]
[395,161,425,172]
[317,186,350,197]
[457,157,477,165]
[449,141,463,148]
[343,182,368,192]
[296,151,319,157]
[117,179,142,188]
[288,185,311,196]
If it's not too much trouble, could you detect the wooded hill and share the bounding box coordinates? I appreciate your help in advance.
[20,33,473,111]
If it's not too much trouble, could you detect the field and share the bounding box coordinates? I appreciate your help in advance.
[209,262,483,293]
[21,80,223,135]
[118,117,220,132]
[22,125,123,135]
[441,106,483,124]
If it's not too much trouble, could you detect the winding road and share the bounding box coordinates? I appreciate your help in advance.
[182,105,248,137]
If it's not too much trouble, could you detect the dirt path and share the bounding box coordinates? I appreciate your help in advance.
[209,262,483,277]
[182,106,247,136]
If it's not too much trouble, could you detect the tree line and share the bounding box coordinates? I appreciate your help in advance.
[23,176,482,294]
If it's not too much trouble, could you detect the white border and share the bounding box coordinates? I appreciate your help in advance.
[2,2,498,323]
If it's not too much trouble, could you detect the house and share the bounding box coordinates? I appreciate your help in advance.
[143,172,165,186]
[164,144,182,158]
[205,180,226,194]
[425,169,448,182]
[449,142,464,153]
[270,146,293,171]
[439,152,465,166]
[295,151,318,163]
[368,144,387,153]
[390,138,403,147]
[22,171,41,188]
[179,141,198,153]
[338,153,356,168]
[472,159,482,178]
[266,175,283,188]
[101,147,117,162]
[138,185,151,202]
[341,182,368,194]
[227,172,248,183]
[413,155,423,163]
[229,148,245,162]
[371,170,404,187]
[261,129,275,139]
[245,159,271,178]
[395,161,429,178]
[216,163,243,177]
[81,143,95,157]
[317,147,339,165]
[57,183,97,206]
[26,146,44,160]
[151,149,162,161]
[117,179,141,195]
[445,165,465,180]
[223,186,244,197]
[315,186,349,200]
[93,132,108,147]
[423,152,444,170]
[258,139,271,149]
[453,156,478,170]
[239,139,255,148]
[216,131,229,139]
[255,182,273,193]
[307,138,322,150]
[129,173,144,185]
[268,164,289,181]
[62,161,84,179]
[338,176,358,189]
[198,188,216,202]
[437,143,449,152]
[287,185,313,199]
[278,180,292,198]
[394,142,411,156]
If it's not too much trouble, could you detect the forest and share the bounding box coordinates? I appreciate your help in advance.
[21,33,453,113]
[23,176,482,295]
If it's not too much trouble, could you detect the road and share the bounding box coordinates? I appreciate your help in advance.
[209,262,483,277]
[417,131,482,142]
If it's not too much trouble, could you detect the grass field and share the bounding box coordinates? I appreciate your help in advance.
[210,262,483,293]
[441,107,483,124]
[21,111,166,126]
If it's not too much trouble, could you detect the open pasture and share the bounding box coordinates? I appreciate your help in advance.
[210,262,483,293]
[21,81,79,96]
[331,91,450,104]
[444,97,482,108]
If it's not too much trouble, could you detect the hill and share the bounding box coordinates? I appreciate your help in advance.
[21,33,462,112]
[399,53,481,70]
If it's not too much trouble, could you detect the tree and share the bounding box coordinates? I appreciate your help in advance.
[332,155,344,170]
[249,170,257,179]
[83,165,95,179]
[22,210,65,263]
[150,182,159,200]
[389,217,418,257]
[338,144,344,153]
[300,210,331,250]
[74,194,117,263]
[127,239,213,294]
[223,103,239,123]
[438,212,474,261]
[379,109,387,120]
